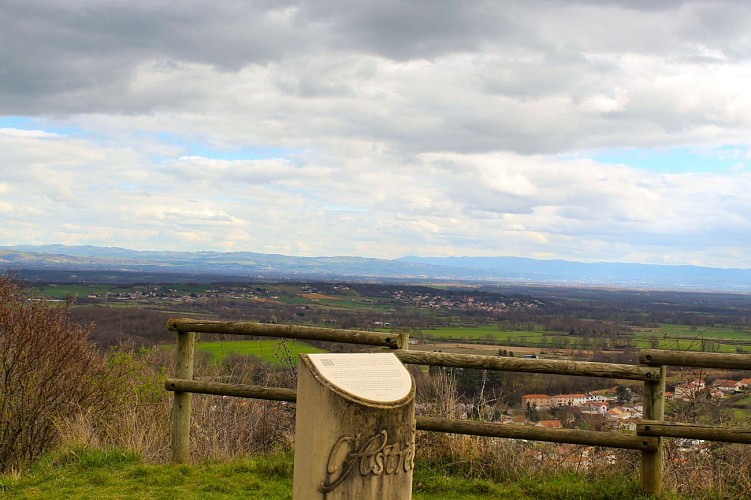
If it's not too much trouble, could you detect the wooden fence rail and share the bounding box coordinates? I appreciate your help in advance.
[167,318,408,349]
[640,349,751,370]
[394,350,659,381]
[637,420,751,444]
[166,319,751,497]
[164,378,657,451]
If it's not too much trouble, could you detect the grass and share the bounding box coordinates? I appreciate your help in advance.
[413,467,654,500]
[1,446,660,500]
[0,446,292,499]
[194,339,326,364]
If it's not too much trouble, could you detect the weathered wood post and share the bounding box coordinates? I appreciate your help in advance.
[397,331,409,351]
[171,329,195,463]
[293,353,416,499]
[641,363,666,495]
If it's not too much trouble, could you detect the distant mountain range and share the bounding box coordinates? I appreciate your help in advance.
[1,244,750,292]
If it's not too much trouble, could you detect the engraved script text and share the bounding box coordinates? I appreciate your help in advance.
[318,430,415,493]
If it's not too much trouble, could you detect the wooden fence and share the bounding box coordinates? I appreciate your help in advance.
[165,318,751,496]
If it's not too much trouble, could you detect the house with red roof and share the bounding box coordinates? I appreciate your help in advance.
[535,419,562,429]
[551,393,587,407]
[521,394,552,409]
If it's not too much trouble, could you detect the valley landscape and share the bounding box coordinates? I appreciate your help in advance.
[4,1,751,498]
[3,246,751,498]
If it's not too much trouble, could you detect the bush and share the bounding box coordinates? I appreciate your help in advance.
[0,273,125,472]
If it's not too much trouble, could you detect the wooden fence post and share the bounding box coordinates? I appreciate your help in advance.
[641,364,666,495]
[398,331,410,350]
[171,330,195,463]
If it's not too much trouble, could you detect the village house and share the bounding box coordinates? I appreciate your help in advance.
[535,419,562,429]
[606,406,630,420]
[551,393,588,407]
[584,393,608,403]
[709,387,725,399]
[712,379,741,394]
[578,405,600,417]
[622,406,643,419]
[521,394,552,409]
[673,379,706,401]
[579,402,609,415]
[590,386,619,400]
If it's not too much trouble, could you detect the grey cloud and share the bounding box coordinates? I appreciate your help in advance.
[0,0,306,113]
[296,0,520,61]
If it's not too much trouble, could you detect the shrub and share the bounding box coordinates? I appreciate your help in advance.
[0,273,125,472]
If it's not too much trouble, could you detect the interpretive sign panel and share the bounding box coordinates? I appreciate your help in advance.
[307,353,412,403]
[293,353,416,499]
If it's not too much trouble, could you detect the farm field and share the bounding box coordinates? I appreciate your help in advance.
[194,339,326,364]
[276,290,393,312]
[36,283,121,299]
[418,325,546,342]
[414,342,546,357]
[415,323,751,354]
[633,323,751,353]
[636,323,751,340]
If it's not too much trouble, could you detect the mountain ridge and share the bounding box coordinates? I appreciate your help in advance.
[1,245,749,292]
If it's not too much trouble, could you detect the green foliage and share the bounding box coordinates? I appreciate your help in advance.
[105,348,167,405]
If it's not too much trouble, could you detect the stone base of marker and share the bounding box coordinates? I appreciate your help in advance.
[293,353,415,500]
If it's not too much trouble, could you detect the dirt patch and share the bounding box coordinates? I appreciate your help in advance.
[252,297,286,305]
[300,293,339,300]
[415,342,594,358]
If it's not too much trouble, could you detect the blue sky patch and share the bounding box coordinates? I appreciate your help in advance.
[0,116,34,128]
[184,144,292,161]
[0,118,293,161]
[0,116,91,138]
[154,131,293,161]
[583,146,749,173]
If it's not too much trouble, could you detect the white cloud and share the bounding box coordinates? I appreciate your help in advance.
[0,127,63,138]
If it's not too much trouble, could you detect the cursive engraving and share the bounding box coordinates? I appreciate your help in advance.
[318,430,415,493]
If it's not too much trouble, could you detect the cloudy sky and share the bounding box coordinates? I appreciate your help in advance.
[2,1,751,268]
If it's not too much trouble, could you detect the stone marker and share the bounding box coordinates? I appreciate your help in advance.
[293,353,416,499]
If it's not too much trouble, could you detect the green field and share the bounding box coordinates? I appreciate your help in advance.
[640,323,751,340]
[634,323,751,352]
[36,284,121,299]
[195,339,326,364]
[417,323,751,353]
[418,325,546,343]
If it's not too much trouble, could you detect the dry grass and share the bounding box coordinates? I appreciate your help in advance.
[54,345,297,465]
